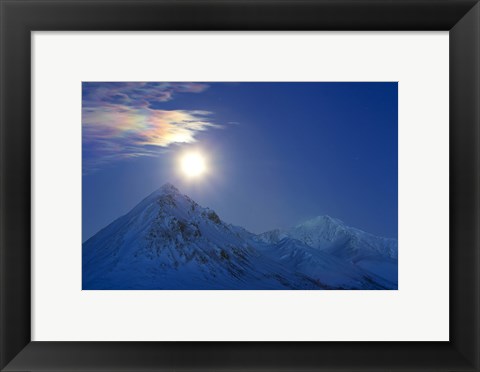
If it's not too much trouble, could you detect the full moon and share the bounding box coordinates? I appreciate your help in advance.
[180,152,206,178]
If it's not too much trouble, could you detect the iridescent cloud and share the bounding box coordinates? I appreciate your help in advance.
[82,82,217,173]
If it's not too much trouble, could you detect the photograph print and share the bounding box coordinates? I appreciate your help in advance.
[82,82,398,290]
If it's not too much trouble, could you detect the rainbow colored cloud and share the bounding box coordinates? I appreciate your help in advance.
[82,82,217,173]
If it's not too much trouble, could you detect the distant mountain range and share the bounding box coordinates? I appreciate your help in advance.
[83,183,398,290]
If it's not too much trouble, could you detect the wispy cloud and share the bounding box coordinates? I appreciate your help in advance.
[82,82,217,173]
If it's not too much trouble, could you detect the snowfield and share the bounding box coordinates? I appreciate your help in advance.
[83,183,398,290]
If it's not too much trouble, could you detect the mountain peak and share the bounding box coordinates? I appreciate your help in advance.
[126,183,182,216]
[296,215,345,228]
[158,182,180,194]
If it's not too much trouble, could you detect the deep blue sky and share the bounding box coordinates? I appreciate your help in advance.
[82,82,397,242]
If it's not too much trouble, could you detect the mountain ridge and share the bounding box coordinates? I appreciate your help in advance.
[83,183,398,290]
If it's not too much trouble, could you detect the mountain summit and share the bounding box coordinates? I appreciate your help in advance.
[83,184,397,290]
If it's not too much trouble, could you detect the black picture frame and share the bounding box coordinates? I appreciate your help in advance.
[1,0,479,371]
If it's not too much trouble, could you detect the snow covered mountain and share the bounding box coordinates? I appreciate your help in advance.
[83,183,397,290]
[257,215,398,283]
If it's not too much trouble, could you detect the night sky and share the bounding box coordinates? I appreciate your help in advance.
[82,82,398,242]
